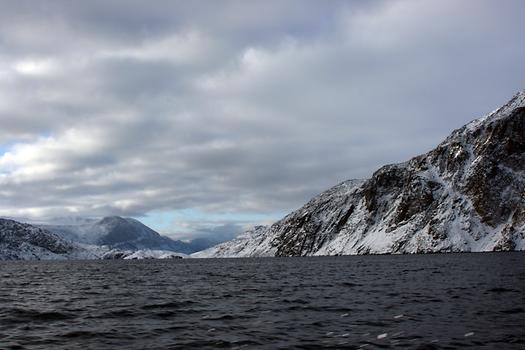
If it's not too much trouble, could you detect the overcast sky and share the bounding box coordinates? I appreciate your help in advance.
[0,0,523,238]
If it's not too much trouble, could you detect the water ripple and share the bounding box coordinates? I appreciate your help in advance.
[0,253,524,349]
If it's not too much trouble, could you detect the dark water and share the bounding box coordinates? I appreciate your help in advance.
[1,253,524,349]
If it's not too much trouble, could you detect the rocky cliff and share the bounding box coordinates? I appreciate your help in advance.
[195,91,525,257]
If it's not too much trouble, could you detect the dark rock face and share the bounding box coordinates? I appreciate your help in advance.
[274,94,525,256]
[0,219,80,260]
[271,180,365,256]
[461,107,525,227]
[200,91,525,257]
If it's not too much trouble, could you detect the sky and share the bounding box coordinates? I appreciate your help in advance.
[0,0,523,239]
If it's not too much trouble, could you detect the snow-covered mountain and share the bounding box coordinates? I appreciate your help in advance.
[0,219,96,260]
[195,91,525,258]
[10,215,234,257]
[40,216,193,253]
[0,217,193,260]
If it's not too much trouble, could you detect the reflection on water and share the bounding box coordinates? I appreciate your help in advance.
[1,253,524,349]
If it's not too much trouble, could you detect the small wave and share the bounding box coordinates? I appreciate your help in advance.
[60,330,113,339]
[281,298,309,304]
[153,310,178,318]
[101,309,137,318]
[340,282,362,287]
[2,308,74,323]
[141,300,195,310]
[486,287,516,293]
[499,307,525,314]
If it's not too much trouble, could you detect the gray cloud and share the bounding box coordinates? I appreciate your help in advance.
[0,0,524,235]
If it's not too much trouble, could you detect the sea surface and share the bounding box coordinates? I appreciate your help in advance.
[1,253,524,349]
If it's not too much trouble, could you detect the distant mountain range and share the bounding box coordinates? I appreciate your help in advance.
[0,215,229,260]
[194,91,525,257]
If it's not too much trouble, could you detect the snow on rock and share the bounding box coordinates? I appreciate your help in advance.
[123,250,186,260]
[197,91,525,257]
[0,219,97,260]
[0,219,188,261]
[192,226,274,258]
[102,248,186,260]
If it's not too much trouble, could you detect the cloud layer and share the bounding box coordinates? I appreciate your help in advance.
[0,0,524,235]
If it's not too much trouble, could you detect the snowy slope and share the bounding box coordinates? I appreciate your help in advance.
[195,91,525,258]
[0,219,97,260]
[192,226,273,258]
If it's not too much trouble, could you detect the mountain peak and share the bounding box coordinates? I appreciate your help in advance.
[98,216,127,224]
[463,90,525,133]
[487,89,525,121]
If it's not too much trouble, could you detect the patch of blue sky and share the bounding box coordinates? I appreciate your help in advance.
[0,140,15,155]
[136,208,284,235]
[0,144,11,175]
